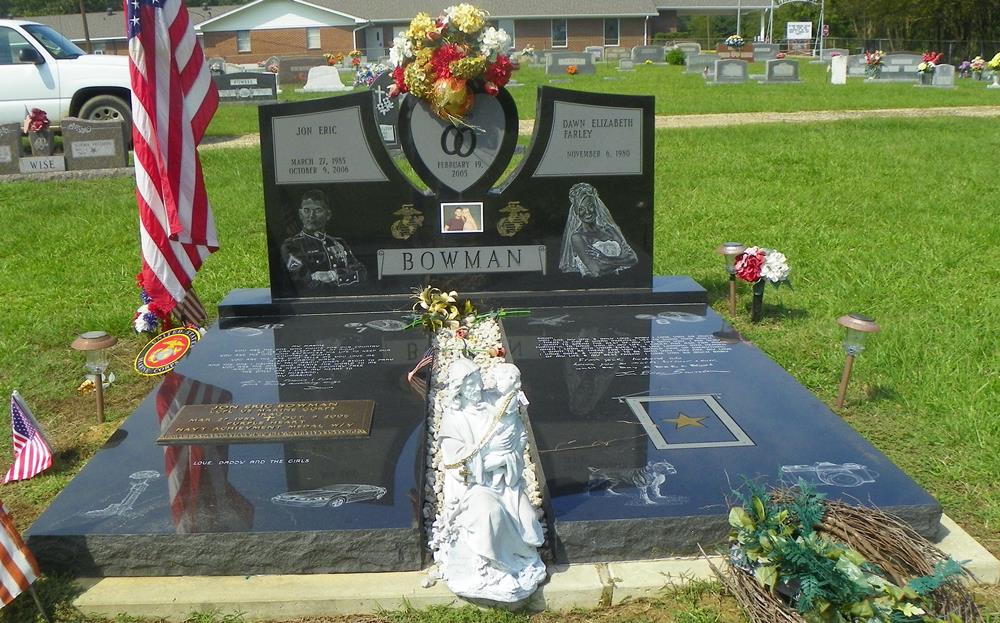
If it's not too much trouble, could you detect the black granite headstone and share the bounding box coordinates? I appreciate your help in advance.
[214,72,279,104]
[256,86,654,304]
[278,56,326,84]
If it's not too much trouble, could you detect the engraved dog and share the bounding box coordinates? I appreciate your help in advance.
[587,460,677,505]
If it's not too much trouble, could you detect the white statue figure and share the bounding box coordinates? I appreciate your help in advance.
[433,359,546,602]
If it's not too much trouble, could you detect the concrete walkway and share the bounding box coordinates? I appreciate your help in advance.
[73,514,999,621]
[200,105,1000,151]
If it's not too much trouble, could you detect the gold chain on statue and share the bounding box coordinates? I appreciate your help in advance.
[443,391,516,484]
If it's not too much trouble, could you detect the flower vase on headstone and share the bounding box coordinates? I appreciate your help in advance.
[29,129,54,156]
[750,281,766,323]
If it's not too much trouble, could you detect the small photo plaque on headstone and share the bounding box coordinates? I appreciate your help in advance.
[62,118,128,170]
[0,123,20,175]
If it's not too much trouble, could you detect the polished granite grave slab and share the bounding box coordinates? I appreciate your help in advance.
[502,304,942,563]
[27,313,430,576]
[29,292,941,575]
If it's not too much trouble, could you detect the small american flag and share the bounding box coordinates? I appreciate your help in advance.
[3,392,53,484]
[0,503,40,607]
[127,0,219,324]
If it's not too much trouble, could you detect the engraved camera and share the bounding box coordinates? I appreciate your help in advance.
[780,462,878,488]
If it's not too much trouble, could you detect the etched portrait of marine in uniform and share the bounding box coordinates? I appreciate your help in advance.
[558,183,638,277]
[280,189,366,291]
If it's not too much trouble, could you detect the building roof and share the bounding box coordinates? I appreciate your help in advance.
[23,0,771,40]
[319,0,661,21]
[23,5,240,41]
[657,0,771,8]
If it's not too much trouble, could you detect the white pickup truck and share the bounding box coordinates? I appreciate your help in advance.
[0,19,132,135]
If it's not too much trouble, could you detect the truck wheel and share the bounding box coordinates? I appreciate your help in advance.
[79,94,132,140]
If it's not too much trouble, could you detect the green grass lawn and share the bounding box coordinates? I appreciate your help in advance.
[0,116,998,622]
[205,62,1000,137]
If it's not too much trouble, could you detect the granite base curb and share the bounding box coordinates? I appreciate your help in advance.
[72,515,999,621]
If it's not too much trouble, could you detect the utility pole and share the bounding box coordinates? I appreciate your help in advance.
[78,0,92,53]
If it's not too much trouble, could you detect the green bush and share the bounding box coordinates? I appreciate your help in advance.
[666,48,687,65]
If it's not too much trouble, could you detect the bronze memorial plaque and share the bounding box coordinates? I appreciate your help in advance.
[157,401,374,445]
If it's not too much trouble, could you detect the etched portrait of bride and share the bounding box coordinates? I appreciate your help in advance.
[557,182,638,277]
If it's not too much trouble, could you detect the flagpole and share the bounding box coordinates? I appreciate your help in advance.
[27,584,53,623]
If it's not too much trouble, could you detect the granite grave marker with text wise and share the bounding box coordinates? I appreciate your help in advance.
[253,85,655,306]
[214,72,279,104]
[62,118,128,170]
[0,123,20,175]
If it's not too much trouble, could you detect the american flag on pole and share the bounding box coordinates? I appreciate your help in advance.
[0,502,40,607]
[127,0,219,324]
[3,392,53,484]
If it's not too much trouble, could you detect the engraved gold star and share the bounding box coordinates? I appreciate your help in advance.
[664,412,707,429]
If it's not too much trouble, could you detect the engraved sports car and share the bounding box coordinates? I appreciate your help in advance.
[271,484,387,508]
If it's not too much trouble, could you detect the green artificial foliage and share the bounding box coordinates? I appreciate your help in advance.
[727,484,966,623]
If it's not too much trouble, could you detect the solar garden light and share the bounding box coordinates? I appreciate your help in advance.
[71,331,117,423]
[716,242,746,317]
[835,314,880,409]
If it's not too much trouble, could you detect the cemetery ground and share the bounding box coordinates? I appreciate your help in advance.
[0,112,999,619]
[203,62,1000,138]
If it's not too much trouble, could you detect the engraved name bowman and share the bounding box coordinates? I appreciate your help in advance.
[377,246,546,278]
[157,401,374,444]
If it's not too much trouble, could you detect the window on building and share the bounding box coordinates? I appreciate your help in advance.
[306,27,321,50]
[551,19,567,48]
[604,19,619,46]
[237,30,251,53]
[498,19,515,49]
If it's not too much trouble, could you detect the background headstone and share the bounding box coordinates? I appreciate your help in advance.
[764,59,801,83]
[61,118,128,170]
[0,123,20,175]
[278,56,326,84]
[830,54,848,84]
[618,59,635,72]
[931,63,956,87]
[369,70,402,148]
[631,45,665,64]
[821,48,850,62]
[297,66,352,93]
[881,53,923,80]
[584,46,604,63]
[684,53,714,74]
[215,72,279,103]
[713,59,748,83]
[545,52,596,75]
[752,43,780,62]
[847,54,867,77]
[675,42,701,57]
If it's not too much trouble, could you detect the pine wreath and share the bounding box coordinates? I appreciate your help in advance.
[706,484,982,623]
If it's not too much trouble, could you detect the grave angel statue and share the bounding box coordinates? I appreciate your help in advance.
[431,359,546,602]
[558,182,637,277]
